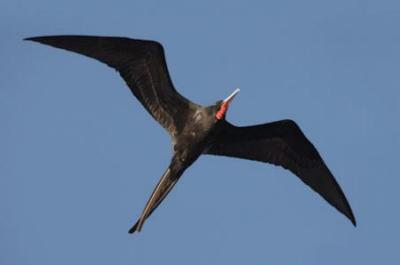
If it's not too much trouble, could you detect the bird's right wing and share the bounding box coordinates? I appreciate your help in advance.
[206,120,356,225]
[25,35,198,135]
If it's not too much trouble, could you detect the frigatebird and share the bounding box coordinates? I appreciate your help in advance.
[25,35,356,233]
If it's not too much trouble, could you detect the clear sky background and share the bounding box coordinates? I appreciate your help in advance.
[1,0,399,264]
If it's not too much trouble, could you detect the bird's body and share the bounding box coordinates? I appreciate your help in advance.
[25,35,356,233]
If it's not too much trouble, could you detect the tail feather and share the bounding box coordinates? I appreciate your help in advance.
[128,167,182,234]
[128,220,140,234]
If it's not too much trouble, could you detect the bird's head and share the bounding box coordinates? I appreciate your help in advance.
[215,88,240,120]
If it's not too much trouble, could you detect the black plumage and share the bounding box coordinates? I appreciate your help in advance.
[25,35,356,233]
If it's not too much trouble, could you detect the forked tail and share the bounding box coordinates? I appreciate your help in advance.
[129,166,181,233]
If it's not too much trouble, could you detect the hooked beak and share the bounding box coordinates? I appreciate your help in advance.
[216,88,240,120]
[223,88,240,104]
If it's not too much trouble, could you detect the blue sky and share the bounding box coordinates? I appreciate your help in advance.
[1,0,399,264]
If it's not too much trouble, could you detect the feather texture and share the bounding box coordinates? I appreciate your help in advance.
[207,120,356,225]
[25,35,197,135]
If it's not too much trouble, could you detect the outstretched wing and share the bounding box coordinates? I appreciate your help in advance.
[25,35,197,135]
[206,119,356,225]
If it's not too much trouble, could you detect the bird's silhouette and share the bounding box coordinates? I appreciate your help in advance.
[25,35,356,233]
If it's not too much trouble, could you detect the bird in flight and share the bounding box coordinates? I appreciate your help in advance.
[25,35,356,233]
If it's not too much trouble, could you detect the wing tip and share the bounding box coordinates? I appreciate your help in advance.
[24,36,50,44]
[339,197,357,227]
[24,37,35,41]
[347,210,357,227]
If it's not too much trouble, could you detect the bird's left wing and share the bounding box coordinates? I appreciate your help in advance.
[25,35,197,135]
[206,120,356,225]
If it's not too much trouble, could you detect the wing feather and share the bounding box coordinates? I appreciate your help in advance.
[25,35,198,135]
[207,120,356,225]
